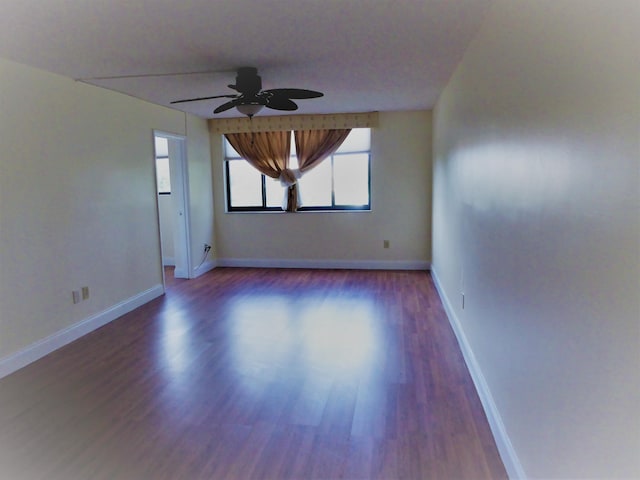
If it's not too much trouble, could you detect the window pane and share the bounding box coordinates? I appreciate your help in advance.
[335,128,370,153]
[299,161,332,206]
[334,154,370,206]
[228,161,263,207]
[225,140,241,158]
[155,136,168,157]
[156,157,171,194]
[265,176,284,207]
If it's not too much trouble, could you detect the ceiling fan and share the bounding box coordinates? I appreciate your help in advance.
[170,67,323,117]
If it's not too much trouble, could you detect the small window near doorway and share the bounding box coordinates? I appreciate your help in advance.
[155,137,171,195]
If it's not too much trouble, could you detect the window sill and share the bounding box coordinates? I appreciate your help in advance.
[225,208,372,214]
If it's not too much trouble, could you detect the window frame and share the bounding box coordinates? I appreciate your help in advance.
[224,130,371,213]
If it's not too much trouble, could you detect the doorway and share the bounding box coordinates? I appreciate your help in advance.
[154,131,191,285]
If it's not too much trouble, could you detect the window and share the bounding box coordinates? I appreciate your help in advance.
[155,136,171,195]
[225,128,371,211]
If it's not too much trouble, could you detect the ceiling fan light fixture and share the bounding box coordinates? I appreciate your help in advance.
[236,103,264,118]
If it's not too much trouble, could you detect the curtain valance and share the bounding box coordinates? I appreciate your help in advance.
[210,111,377,134]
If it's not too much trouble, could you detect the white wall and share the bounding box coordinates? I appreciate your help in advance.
[0,57,211,372]
[210,110,432,268]
[186,114,215,275]
[432,1,639,478]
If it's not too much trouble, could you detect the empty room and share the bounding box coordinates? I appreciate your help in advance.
[0,1,638,479]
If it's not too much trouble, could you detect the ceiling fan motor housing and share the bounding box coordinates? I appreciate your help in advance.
[232,67,262,95]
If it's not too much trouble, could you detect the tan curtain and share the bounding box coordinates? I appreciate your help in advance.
[295,129,351,173]
[225,131,290,179]
[284,129,351,211]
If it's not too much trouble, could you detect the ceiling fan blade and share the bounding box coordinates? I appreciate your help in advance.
[265,95,299,111]
[171,94,237,104]
[263,88,323,99]
[214,99,241,114]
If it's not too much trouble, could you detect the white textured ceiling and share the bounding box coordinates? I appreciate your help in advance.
[0,0,490,119]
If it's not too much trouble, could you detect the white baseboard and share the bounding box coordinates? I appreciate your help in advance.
[430,268,526,480]
[0,284,164,380]
[216,258,430,270]
[192,259,216,278]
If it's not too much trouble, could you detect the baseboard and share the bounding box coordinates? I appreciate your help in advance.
[0,284,164,380]
[192,259,216,278]
[430,268,526,480]
[216,258,430,270]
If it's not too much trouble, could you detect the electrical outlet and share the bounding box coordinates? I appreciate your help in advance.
[462,293,465,309]
[72,290,81,304]
[82,286,89,300]
[383,240,390,249]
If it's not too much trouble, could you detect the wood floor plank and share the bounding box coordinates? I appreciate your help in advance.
[0,267,507,479]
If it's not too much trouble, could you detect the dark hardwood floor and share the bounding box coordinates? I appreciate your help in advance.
[0,268,507,479]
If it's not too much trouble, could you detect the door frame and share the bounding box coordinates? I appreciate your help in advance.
[153,130,192,288]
